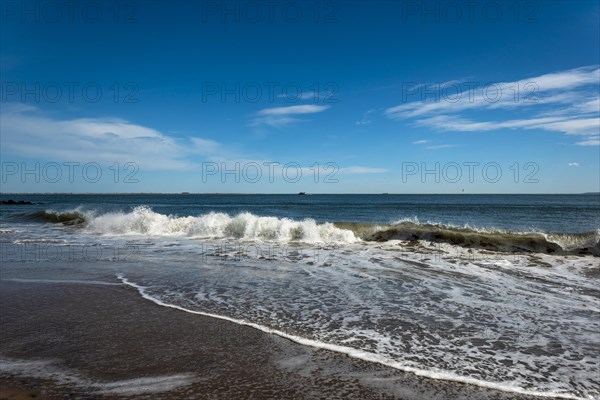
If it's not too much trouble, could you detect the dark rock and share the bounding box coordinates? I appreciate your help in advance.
[1,200,34,205]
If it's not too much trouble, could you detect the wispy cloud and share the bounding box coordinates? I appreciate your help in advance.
[425,144,458,150]
[256,105,329,116]
[1,105,385,178]
[276,91,325,101]
[356,109,375,126]
[575,137,600,146]
[568,162,580,167]
[412,138,456,149]
[385,66,600,144]
[338,166,387,174]
[0,105,223,170]
[251,105,330,127]
[414,115,599,136]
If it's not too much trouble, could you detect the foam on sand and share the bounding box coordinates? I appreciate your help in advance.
[0,356,197,395]
[117,274,590,400]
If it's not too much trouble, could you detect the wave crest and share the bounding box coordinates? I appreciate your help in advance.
[87,206,358,243]
[11,206,599,255]
[336,221,600,256]
[16,210,87,225]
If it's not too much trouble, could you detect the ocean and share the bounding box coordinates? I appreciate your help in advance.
[1,193,599,399]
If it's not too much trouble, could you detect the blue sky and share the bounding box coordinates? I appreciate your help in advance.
[1,0,599,193]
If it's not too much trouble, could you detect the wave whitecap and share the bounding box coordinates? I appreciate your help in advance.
[86,206,358,244]
[12,206,600,254]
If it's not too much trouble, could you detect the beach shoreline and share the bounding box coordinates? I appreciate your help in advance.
[0,280,568,400]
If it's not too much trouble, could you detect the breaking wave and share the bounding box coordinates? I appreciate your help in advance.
[86,206,358,244]
[11,206,600,254]
[336,220,600,256]
[12,210,87,225]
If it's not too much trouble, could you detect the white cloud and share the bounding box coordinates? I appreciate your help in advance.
[386,66,599,119]
[412,139,456,149]
[256,105,328,116]
[190,137,222,157]
[338,166,387,174]
[356,109,375,126]
[251,105,330,127]
[575,97,600,114]
[533,118,600,136]
[385,66,600,145]
[416,115,600,136]
[277,91,321,101]
[426,144,458,150]
[568,162,580,167]
[1,105,385,178]
[575,137,600,146]
[0,106,223,170]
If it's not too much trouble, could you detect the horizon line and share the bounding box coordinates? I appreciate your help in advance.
[2,192,599,196]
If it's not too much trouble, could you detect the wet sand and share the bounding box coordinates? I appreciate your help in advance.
[0,281,561,399]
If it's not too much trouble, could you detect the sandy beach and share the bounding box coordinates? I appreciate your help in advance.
[1,279,567,400]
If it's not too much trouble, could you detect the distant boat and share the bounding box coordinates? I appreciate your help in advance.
[181,192,190,195]
[298,192,306,195]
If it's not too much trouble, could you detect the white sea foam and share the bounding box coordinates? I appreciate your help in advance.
[117,273,595,400]
[0,356,197,395]
[94,374,199,395]
[544,229,600,251]
[87,206,358,243]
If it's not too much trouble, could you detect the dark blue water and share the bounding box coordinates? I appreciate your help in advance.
[1,193,599,233]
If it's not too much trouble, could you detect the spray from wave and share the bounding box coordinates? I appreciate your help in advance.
[86,206,358,244]
[11,206,600,255]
